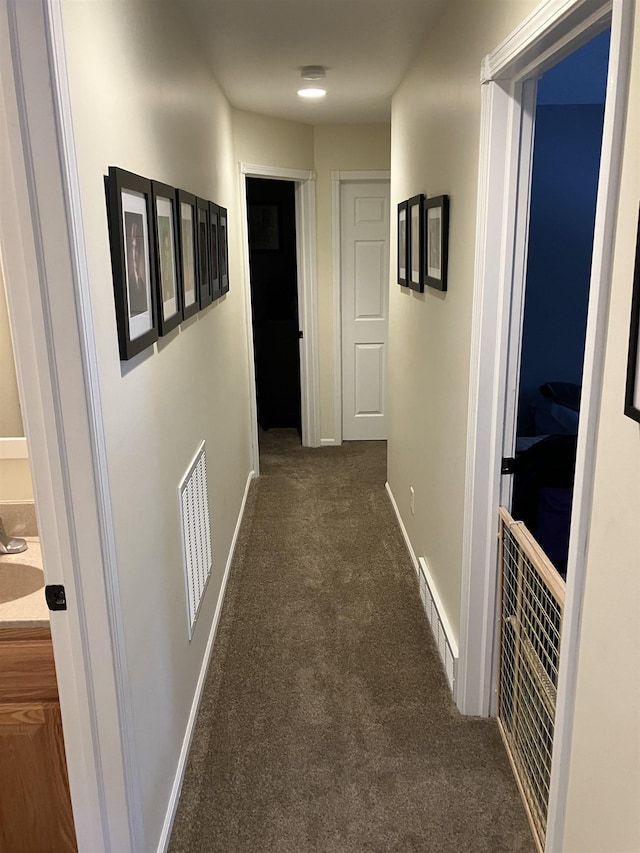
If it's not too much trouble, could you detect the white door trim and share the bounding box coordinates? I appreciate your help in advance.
[546,5,633,849]
[499,77,538,512]
[480,0,613,83]
[330,170,391,445]
[459,0,633,850]
[239,162,319,462]
[1,1,142,849]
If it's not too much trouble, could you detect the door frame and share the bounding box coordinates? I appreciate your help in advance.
[330,170,391,446]
[458,0,633,849]
[0,0,142,850]
[239,163,319,469]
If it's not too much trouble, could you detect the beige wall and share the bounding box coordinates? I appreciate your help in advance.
[562,10,640,850]
[314,125,391,440]
[0,262,24,437]
[62,2,253,848]
[0,460,33,502]
[388,0,539,632]
[233,109,314,171]
[0,254,33,500]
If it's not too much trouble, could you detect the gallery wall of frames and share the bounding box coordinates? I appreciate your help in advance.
[106,166,230,361]
[397,192,449,293]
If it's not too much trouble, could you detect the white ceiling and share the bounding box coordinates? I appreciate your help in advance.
[178,0,445,124]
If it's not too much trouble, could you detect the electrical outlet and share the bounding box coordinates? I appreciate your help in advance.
[410,486,415,515]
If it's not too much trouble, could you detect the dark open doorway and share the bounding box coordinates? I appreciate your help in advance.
[246,178,302,437]
[510,29,610,578]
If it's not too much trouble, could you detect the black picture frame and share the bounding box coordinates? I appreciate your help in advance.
[424,195,450,292]
[407,194,425,292]
[209,201,223,301]
[106,167,158,360]
[151,181,182,335]
[177,189,199,321]
[219,206,229,295]
[196,197,212,309]
[397,200,409,287]
[624,205,640,423]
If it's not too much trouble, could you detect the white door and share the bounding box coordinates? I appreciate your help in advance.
[341,180,390,440]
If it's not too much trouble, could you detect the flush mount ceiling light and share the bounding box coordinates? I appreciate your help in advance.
[298,65,327,98]
[297,87,326,99]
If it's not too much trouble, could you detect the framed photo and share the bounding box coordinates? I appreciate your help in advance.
[177,189,199,321]
[408,194,425,292]
[624,205,640,423]
[106,167,157,360]
[196,197,212,308]
[249,202,280,251]
[219,206,229,295]
[397,200,408,287]
[424,195,450,292]
[209,202,222,301]
[151,181,181,335]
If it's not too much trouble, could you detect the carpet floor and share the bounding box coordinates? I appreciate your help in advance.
[168,430,535,853]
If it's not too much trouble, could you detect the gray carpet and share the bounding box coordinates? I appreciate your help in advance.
[169,430,535,852]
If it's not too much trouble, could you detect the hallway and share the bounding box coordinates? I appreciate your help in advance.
[169,431,534,852]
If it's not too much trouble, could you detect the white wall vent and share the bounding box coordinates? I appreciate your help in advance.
[178,441,212,640]
[418,556,458,696]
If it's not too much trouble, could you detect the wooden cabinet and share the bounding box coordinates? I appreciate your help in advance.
[0,628,77,853]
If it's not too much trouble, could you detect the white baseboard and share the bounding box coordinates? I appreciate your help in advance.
[320,438,339,446]
[385,482,419,576]
[157,469,255,853]
[385,481,458,699]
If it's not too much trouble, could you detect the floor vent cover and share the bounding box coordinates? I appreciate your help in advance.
[178,441,212,639]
